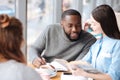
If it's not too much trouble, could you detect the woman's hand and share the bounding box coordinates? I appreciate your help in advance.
[71,67,87,77]
[67,61,81,71]
[67,60,90,77]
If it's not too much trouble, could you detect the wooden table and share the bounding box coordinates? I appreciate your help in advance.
[28,63,62,80]
[28,63,93,80]
[51,72,61,80]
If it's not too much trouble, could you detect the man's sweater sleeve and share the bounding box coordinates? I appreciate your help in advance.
[28,26,49,63]
[75,32,96,60]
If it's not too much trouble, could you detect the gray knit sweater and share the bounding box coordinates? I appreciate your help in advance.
[29,23,96,62]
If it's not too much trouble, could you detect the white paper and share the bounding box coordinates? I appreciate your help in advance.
[61,72,88,80]
[50,59,69,71]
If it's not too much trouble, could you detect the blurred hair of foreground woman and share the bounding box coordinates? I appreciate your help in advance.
[0,14,42,80]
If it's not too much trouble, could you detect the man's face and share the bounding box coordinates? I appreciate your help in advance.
[61,15,82,41]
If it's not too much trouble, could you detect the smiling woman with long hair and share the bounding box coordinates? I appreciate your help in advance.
[69,4,120,80]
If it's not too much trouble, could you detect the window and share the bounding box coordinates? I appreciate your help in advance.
[62,0,72,11]
[0,0,15,16]
[27,0,54,45]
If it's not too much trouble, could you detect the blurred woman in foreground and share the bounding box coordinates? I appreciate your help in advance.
[0,14,42,80]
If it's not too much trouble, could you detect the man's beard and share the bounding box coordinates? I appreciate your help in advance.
[63,30,81,41]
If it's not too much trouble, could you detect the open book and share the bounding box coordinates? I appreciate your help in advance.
[50,59,101,74]
[50,59,69,71]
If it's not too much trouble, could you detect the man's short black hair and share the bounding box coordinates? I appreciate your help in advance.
[61,9,81,20]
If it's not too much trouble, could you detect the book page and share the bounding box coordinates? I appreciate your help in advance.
[50,59,69,71]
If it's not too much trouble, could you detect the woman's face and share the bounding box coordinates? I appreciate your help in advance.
[90,16,104,34]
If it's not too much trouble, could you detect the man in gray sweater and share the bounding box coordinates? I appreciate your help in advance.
[29,9,96,68]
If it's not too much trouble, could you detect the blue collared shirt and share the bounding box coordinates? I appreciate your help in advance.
[83,36,120,80]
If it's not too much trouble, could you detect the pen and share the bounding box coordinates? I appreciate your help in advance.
[39,55,46,65]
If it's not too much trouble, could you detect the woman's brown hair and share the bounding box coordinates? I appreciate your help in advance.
[92,4,120,39]
[0,14,26,63]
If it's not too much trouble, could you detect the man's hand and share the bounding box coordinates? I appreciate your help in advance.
[32,57,46,68]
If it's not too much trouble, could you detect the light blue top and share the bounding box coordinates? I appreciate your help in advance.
[83,36,120,80]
